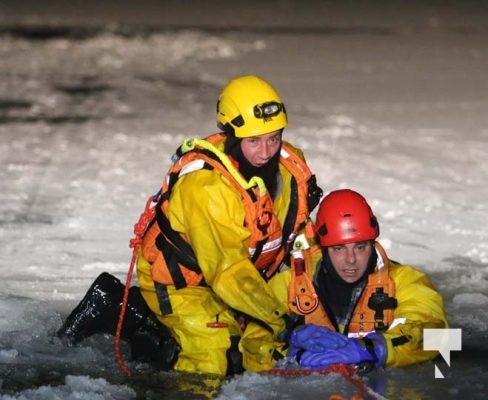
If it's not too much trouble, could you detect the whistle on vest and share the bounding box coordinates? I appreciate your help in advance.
[290,236,319,315]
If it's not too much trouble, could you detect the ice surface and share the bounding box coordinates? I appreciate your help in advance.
[1,1,487,399]
[0,375,136,400]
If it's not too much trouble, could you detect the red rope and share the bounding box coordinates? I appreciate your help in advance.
[114,250,137,376]
[267,364,368,400]
[114,196,156,376]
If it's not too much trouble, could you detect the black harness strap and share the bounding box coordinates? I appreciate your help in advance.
[154,281,173,315]
[281,177,299,254]
[154,206,200,273]
[391,335,410,347]
[155,234,188,290]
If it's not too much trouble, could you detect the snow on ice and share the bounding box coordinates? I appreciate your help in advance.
[1,1,488,399]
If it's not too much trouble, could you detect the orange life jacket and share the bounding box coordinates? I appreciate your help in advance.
[141,133,317,292]
[289,242,397,337]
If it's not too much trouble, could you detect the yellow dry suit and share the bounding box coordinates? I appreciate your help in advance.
[136,133,321,375]
[242,240,448,371]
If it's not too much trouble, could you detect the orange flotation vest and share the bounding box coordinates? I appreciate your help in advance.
[141,133,319,296]
[288,242,397,336]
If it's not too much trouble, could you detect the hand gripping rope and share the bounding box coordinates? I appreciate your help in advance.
[114,195,158,376]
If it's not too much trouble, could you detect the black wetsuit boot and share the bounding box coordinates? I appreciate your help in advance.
[57,272,179,370]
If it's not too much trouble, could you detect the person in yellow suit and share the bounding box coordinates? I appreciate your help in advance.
[241,189,448,372]
[57,75,323,376]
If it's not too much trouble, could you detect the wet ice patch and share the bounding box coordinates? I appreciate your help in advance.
[215,371,361,400]
[81,262,128,273]
[0,296,37,332]
[452,293,488,306]
[0,349,19,363]
[0,375,136,400]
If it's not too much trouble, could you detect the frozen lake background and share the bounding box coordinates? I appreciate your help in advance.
[0,1,487,399]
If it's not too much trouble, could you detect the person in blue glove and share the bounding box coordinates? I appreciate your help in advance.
[240,189,448,372]
[289,189,449,371]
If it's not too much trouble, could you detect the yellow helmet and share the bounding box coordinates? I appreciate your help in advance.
[216,75,287,138]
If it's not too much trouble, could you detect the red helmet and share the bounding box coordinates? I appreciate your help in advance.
[315,189,379,246]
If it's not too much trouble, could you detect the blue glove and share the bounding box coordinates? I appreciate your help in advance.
[290,324,349,352]
[293,329,387,370]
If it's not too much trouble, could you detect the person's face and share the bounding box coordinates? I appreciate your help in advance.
[240,130,282,167]
[327,241,373,284]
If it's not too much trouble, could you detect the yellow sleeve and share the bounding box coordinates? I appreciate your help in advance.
[168,169,287,333]
[239,268,293,371]
[383,263,448,367]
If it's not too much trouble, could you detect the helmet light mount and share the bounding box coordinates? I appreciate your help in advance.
[253,101,285,121]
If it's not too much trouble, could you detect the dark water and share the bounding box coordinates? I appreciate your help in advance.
[1,334,487,399]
